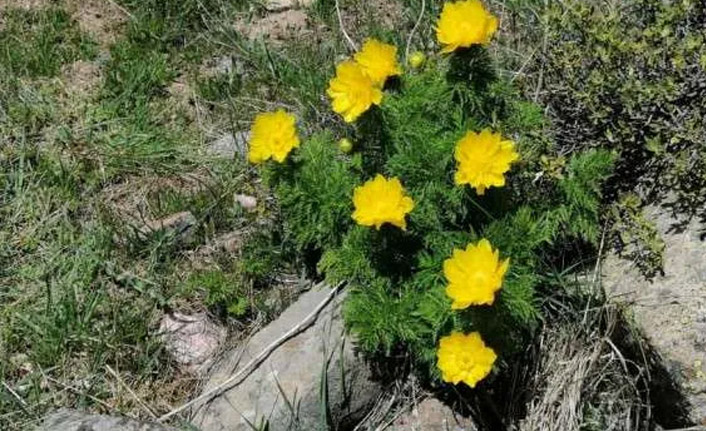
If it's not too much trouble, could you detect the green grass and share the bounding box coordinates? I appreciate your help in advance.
[1,0,384,423]
[0,7,97,78]
[0,1,269,428]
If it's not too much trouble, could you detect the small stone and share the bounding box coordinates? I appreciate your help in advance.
[159,312,226,374]
[10,353,33,377]
[214,230,247,253]
[214,56,234,74]
[234,194,257,211]
[208,132,249,159]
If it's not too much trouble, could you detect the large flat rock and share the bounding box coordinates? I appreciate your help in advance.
[603,205,706,425]
[192,285,382,430]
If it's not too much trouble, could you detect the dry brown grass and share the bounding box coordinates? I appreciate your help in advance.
[518,305,650,431]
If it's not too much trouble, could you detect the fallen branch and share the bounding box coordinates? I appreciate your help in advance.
[157,282,345,423]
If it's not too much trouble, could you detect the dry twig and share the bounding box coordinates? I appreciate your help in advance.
[405,0,426,63]
[105,365,158,419]
[335,0,357,52]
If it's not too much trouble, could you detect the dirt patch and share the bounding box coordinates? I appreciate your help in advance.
[101,171,212,225]
[61,59,101,95]
[65,0,126,46]
[338,0,404,40]
[166,75,211,124]
[0,0,126,45]
[235,9,311,42]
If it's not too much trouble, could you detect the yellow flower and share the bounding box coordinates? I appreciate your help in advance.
[352,174,415,230]
[327,60,383,123]
[354,38,402,85]
[454,128,519,195]
[247,109,300,164]
[408,51,426,69]
[443,238,509,309]
[436,0,499,53]
[437,331,497,387]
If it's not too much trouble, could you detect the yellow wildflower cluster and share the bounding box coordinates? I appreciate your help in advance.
[437,238,507,386]
[244,0,507,390]
[434,2,507,388]
[246,1,502,164]
[328,38,401,123]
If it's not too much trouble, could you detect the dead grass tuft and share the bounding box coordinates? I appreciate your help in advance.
[100,170,213,224]
[518,306,650,431]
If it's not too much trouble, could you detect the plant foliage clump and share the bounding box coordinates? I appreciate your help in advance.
[254,44,615,384]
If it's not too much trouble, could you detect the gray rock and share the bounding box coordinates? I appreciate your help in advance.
[37,409,174,431]
[389,398,478,431]
[603,205,706,425]
[192,286,382,431]
[208,132,249,160]
[159,312,226,374]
